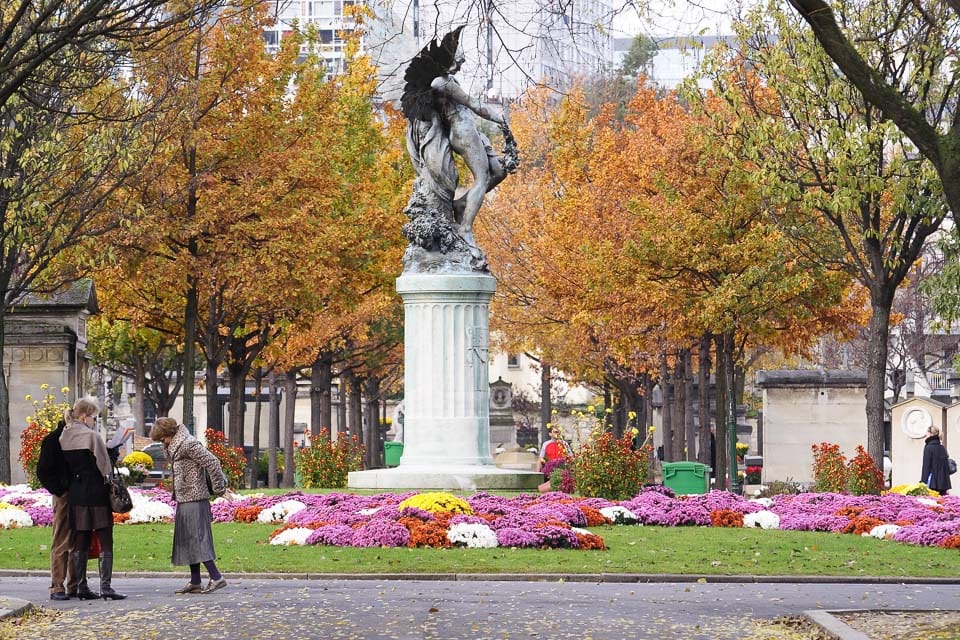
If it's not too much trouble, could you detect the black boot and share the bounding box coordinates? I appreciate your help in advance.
[68,550,99,600]
[98,552,126,600]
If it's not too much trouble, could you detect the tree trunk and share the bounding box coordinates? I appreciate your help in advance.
[203,357,218,434]
[282,369,297,487]
[181,278,198,434]
[683,348,696,461]
[311,353,333,441]
[714,335,728,488]
[643,375,654,434]
[672,359,684,459]
[660,354,673,461]
[364,376,381,469]
[226,364,245,447]
[350,375,363,443]
[267,371,279,489]
[722,331,739,493]
[866,293,893,472]
[336,375,346,440]
[318,357,333,441]
[134,361,147,436]
[698,333,713,467]
[251,367,263,489]
[540,362,551,444]
[0,311,9,482]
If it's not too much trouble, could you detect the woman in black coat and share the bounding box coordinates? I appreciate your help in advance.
[920,425,952,496]
[59,397,126,600]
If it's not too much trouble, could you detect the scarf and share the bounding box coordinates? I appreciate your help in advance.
[59,421,112,480]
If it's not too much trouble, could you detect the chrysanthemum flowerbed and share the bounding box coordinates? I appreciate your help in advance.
[3,484,960,550]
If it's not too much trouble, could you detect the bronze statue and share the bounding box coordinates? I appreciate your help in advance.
[400,27,518,272]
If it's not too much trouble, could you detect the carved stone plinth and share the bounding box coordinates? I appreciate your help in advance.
[348,272,540,490]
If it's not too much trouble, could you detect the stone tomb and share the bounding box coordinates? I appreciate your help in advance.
[756,369,868,485]
[890,396,954,494]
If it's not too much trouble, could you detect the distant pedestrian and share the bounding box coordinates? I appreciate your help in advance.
[536,426,571,473]
[150,418,228,594]
[59,397,125,600]
[36,418,75,601]
[921,425,952,496]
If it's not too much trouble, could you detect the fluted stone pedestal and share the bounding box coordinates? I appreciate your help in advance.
[348,272,541,490]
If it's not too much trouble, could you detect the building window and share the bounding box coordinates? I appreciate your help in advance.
[507,354,520,369]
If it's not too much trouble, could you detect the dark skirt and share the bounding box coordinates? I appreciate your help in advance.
[70,505,113,532]
[172,500,216,566]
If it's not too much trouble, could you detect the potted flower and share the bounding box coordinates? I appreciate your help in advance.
[121,451,154,485]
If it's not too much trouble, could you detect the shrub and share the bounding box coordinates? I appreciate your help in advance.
[758,479,801,497]
[572,422,654,501]
[18,385,71,488]
[847,445,884,496]
[812,442,848,493]
[294,428,364,488]
[204,429,246,489]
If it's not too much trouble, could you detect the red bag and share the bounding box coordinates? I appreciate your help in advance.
[88,531,100,559]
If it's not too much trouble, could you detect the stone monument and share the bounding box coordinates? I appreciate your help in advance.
[348,27,538,490]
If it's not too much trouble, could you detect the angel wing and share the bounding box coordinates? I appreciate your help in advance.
[401,26,464,122]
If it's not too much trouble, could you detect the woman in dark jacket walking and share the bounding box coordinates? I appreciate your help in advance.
[59,397,126,600]
[921,425,952,496]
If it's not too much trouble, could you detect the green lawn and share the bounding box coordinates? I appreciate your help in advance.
[2,523,958,577]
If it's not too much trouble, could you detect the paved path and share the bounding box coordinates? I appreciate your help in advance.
[3,576,960,639]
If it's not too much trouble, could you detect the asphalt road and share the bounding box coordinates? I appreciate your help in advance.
[3,576,960,639]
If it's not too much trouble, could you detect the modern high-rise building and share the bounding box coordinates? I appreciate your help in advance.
[266,0,617,103]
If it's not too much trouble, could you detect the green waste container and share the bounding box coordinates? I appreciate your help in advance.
[384,441,404,467]
[661,461,710,495]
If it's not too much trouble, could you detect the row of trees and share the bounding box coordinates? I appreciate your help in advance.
[0,1,412,483]
[86,5,412,483]
[479,0,957,486]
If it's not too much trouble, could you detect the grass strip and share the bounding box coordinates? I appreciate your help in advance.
[1,524,957,576]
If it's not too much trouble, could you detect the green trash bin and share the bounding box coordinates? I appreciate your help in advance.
[661,461,710,495]
[384,441,404,467]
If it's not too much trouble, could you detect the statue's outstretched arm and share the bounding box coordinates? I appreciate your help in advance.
[431,75,505,126]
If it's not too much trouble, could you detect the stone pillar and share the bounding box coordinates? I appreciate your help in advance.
[395,272,495,467]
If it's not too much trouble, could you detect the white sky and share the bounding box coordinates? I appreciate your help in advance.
[611,0,737,38]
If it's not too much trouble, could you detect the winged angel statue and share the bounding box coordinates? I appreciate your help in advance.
[400,26,519,272]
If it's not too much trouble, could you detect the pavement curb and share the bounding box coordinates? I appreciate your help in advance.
[0,597,34,621]
[1,569,958,584]
[804,610,873,640]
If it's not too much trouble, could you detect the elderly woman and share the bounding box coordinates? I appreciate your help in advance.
[59,397,125,600]
[150,417,228,594]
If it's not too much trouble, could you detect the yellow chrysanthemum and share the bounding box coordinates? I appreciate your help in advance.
[397,492,473,515]
[122,451,154,470]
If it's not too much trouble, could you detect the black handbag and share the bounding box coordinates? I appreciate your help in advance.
[108,464,133,513]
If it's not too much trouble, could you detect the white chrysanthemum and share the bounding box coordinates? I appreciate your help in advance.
[0,507,33,529]
[117,467,130,476]
[447,523,498,548]
[599,506,638,525]
[749,497,774,508]
[864,524,901,540]
[0,485,31,503]
[743,510,780,529]
[269,527,314,546]
[570,527,591,536]
[359,507,381,516]
[127,499,175,524]
[917,497,940,507]
[29,492,53,508]
[257,500,307,523]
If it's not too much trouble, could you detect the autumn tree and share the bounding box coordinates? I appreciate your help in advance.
[786,0,960,219]
[697,3,949,469]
